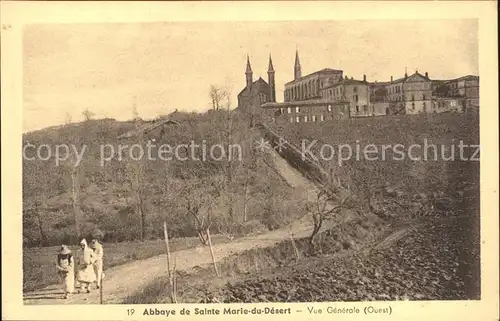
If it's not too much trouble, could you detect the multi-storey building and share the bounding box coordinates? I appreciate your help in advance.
[237,51,479,122]
[319,76,371,117]
[444,75,479,109]
[383,71,433,114]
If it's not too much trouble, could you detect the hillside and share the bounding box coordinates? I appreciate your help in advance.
[22,110,307,247]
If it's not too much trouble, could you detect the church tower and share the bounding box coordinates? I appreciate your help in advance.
[245,55,253,89]
[268,54,276,102]
[294,49,302,80]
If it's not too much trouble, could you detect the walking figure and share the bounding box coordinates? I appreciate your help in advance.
[56,245,75,299]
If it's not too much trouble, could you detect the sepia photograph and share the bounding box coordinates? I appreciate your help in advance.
[2,1,499,320]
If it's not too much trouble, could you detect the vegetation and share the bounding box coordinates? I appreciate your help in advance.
[272,112,479,221]
[22,109,306,248]
[122,112,480,304]
[23,236,230,292]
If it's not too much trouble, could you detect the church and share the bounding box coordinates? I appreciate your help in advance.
[237,51,354,123]
[236,55,276,114]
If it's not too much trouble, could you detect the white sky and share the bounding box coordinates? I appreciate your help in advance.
[23,19,478,132]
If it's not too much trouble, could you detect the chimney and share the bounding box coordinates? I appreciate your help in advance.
[363,74,366,82]
[391,76,393,82]
[425,72,429,78]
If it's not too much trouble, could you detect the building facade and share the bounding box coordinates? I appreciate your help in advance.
[444,75,480,110]
[237,51,479,123]
[237,55,276,114]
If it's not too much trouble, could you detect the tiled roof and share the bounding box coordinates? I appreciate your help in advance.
[444,75,479,83]
[285,68,343,85]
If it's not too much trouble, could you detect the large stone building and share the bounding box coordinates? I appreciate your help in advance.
[383,71,433,115]
[443,75,480,110]
[236,51,479,123]
[237,55,276,115]
[259,50,371,123]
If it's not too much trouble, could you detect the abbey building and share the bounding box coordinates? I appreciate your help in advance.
[236,51,479,124]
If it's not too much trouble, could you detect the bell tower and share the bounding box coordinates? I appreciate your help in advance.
[245,55,253,89]
[294,49,302,80]
[268,54,276,102]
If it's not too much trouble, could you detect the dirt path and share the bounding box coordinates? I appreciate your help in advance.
[24,149,337,305]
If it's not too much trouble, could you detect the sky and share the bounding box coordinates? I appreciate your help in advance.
[23,19,478,132]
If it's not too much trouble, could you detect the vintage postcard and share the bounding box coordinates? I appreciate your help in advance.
[2,1,499,320]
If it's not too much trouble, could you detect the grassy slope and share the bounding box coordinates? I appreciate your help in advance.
[122,112,481,303]
[23,110,308,291]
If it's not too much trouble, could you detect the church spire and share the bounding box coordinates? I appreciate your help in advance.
[268,54,275,72]
[246,55,252,73]
[268,54,276,102]
[245,55,253,89]
[294,49,302,80]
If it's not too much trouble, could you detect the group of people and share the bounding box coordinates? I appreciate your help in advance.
[56,238,105,299]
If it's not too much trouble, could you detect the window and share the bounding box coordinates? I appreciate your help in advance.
[423,102,426,112]
[287,107,292,114]
[364,105,368,112]
[356,105,359,113]
[353,86,358,93]
[412,94,415,101]
[296,107,300,113]
[289,117,294,123]
[355,95,359,102]
[296,116,300,123]
[412,102,415,110]
[320,115,325,121]
[312,115,317,122]
[304,116,308,122]
[327,105,332,112]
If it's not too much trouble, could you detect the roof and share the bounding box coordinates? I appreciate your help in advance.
[238,77,270,97]
[321,78,368,90]
[118,118,179,139]
[445,75,479,83]
[261,99,349,109]
[285,68,343,85]
[388,71,431,84]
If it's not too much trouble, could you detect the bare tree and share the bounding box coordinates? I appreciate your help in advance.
[182,183,220,276]
[307,187,352,254]
[82,109,95,121]
[124,107,148,241]
[209,85,229,111]
[65,112,73,125]
[23,161,49,246]
[132,103,141,121]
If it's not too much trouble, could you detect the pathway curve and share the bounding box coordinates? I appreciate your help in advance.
[24,149,341,305]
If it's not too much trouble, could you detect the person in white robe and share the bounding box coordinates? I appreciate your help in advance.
[76,239,96,293]
[90,239,105,289]
[56,245,75,299]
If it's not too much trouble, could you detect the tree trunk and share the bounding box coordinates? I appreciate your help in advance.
[243,176,250,222]
[135,161,146,242]
[71,168,81,239]
[163,221,177,303]
[206,228,220,276]
[35,211,46,246]
[290,233,300,261]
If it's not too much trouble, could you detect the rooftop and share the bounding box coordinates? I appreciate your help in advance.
[285,68,343,85]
